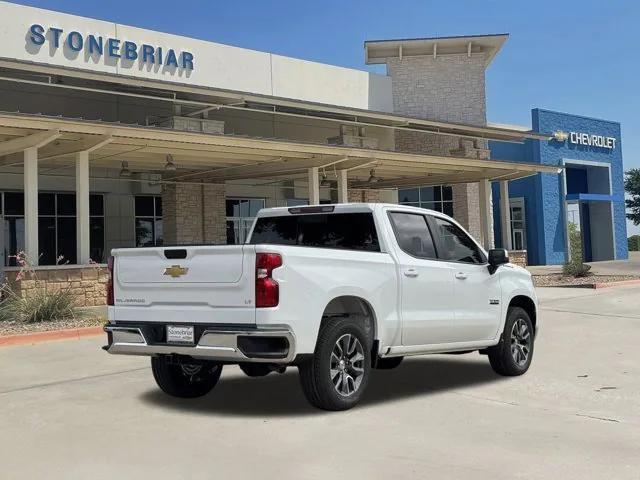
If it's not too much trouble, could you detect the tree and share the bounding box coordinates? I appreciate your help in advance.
[625,169,640,225]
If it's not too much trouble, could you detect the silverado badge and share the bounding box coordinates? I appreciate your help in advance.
[163,265,189,278]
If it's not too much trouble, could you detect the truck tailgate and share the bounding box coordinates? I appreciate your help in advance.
[110,245,256,324]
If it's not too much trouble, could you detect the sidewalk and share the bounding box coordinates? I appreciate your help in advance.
[528,251,640,276]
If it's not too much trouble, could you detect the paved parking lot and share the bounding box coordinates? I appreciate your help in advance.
[1,286,639,479]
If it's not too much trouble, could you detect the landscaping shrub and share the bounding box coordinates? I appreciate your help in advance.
[0,286,81,323]
[0,251,83,323]
[629,235,640,252]
[562,222,592,278]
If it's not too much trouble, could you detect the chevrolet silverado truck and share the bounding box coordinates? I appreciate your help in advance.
[104,203,538,411]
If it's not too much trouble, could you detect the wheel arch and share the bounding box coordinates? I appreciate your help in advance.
[319,295,378,347]
[508,295,537,329]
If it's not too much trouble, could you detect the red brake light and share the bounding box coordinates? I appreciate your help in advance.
[255,253,282,308]
[106,257,114,306]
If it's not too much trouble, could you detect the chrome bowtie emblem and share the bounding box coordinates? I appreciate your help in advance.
[163,265,189,278]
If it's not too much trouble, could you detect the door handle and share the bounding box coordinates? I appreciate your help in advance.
[404,268,419,278]
[455,272,468,280]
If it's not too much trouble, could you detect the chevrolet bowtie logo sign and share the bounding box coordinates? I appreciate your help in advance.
[163,265,189,278]
[552,130,569,142]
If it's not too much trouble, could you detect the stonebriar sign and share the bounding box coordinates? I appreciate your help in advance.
[28,24,195,70]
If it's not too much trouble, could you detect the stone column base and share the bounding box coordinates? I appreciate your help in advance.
[452,183,482,240]
[347,189,381,203]
[163,182,226,245]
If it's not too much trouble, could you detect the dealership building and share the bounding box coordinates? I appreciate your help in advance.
[0,2,627,304]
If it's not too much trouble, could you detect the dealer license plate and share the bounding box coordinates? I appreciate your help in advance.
[166,325,194,344]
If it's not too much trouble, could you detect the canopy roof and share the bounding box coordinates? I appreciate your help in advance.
[0,112,560,189]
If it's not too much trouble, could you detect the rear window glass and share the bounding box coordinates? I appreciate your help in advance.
[250,213,380,252]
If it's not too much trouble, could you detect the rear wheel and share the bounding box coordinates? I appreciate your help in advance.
[488,307,534,376]
[151,356,222,398]
[299,318,371,411]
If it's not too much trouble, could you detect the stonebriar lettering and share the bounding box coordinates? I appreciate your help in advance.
[28,24,194,70]
[569,131,616,149]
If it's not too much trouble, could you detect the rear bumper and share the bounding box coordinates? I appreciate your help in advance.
[103,324,296,363]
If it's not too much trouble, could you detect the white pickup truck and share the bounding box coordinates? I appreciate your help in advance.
[104,203,538,411]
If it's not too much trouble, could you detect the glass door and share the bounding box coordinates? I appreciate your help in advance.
[509,198,527,250]
[226,198,265,244]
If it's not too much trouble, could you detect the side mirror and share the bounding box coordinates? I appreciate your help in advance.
[488,249,509,274]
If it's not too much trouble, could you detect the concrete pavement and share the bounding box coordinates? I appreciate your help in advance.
[1,286,639,479]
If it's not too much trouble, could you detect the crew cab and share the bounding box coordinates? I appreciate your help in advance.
[104,203,538,411]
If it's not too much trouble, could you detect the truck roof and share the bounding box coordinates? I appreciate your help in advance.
[255,203,443,217]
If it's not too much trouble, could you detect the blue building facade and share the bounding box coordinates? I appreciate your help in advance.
[491,109,627,265]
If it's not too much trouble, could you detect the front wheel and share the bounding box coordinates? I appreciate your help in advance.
[488,307,534,376]
[151,356,223,398]
[298,319,371,411]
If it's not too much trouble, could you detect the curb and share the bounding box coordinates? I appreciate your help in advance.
[591,279,640,289]
[0,325,103,347]
[545,279,640,289]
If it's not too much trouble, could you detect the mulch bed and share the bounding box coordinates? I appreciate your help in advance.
[0,316,104,337]
[533,274,640,288]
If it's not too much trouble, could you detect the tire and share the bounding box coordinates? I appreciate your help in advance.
[151,356,223,398]
[375,356,403,370]
[298,318,372,411]
[239,363,272,377]
[488,306,534,376]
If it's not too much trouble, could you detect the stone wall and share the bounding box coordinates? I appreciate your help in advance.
[385,53,491,242]
[163,182,226,245]
[4,265,109,307]
[347,189,382,203]
[508,250,528,268]
[203,184,227,244]
[386,54,487,125]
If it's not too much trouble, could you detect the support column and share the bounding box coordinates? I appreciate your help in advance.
[500,180,512,251]
[75,151,91,264]
[336,170,348,203]
[478,179,494,250]
[23,147,39,265]
[308,167,320,205]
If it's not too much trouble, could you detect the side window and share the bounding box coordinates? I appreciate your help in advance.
[389,212,437,259]
[431,217,485,264]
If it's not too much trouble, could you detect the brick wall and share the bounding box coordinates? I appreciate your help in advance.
[385,53,491,241]
[163,182,226,245]
[4,266,109,307]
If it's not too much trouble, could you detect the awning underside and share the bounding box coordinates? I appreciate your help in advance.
[0,112,560,189]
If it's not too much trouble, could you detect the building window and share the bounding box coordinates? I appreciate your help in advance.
[398,186,453,216]
[135,196,163,247]
[1,192,105,266]
[226,198,265,244]
[509,197,527,251]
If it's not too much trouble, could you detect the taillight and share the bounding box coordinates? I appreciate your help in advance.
[255,253,282,308]
[106,256,114,306]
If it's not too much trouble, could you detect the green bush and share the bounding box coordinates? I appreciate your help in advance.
[629,235,640,252]
[0,286,82,323]
[562,222,592,278]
